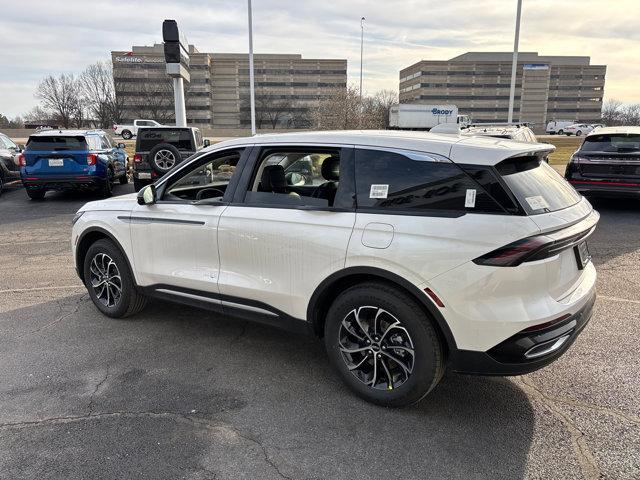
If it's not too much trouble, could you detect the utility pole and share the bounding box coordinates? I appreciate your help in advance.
[508,0,523,124]
[360,17,365,105]
[248,0,256,135]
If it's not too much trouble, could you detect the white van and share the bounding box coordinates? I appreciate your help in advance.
[546,120,575,135]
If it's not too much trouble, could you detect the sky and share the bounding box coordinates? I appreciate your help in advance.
[1,0,639,118]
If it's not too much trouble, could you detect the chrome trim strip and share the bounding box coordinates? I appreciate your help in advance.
[220,300,278,317]
[119,216,205,226]
[156,288,220,304]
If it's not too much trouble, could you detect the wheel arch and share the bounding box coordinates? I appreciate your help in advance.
[76,227,136,286]
[307,266,457,354]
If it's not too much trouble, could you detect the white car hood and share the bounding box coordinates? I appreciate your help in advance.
[79,192,138,213]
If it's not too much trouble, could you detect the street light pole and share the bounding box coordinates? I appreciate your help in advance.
[248,0,256,135]
[507,0,523,124]
[360,17,365,105]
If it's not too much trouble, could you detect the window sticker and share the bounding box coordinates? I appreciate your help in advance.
[369,184,389,199]
[525,195,549,210]
[464,189,477,208]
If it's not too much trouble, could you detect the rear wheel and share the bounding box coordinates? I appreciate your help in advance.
[121,130,132,140]
[119,172,128,185]
[26,188,46,200]
[324,282,444,407]
[100,169,114,198]
[557,129,564,135]
[83,239,147,318]
[0,174,4,195]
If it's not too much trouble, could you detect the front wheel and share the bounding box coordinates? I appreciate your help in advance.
[557,130,564,135]
[83,239,147,318]
[121,130,132,140]
[576,130,582,136]
[324,282,444,407]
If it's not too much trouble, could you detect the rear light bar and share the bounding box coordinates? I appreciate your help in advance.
[521,314,571,333]
[87,154,98,166]
[474,213,599,267]
[133,154,142,163]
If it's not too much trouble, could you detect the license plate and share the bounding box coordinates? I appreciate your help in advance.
[574,241,591,270]
[48,159,64,167]
[137,172,152,179]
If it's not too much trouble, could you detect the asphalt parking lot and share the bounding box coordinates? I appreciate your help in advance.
[0,182,639,480]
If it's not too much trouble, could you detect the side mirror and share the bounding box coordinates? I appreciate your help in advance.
[117,143,126,149]
[203,139,211,147]
[137,184,157,205]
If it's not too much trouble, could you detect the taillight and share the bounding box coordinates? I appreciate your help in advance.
[18,154,26,167]
[134,154,142,163]
[87,154,97,166]
[113,124,118,131]
[473,236,550,267]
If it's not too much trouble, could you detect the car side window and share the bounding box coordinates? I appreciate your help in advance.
[100,136,112,149]
[163,149,243,202]
[244,148,343,209]
[86,136,100,150]
[355,148,504,214]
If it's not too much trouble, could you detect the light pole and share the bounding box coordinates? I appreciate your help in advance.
[247,0,256,135]
[360,17,365,105]
[507,0,523,124]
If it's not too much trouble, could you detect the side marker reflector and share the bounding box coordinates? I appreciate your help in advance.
[424,288,445,308]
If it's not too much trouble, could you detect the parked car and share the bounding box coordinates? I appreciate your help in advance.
[0,132,23,195]
[19,129,128,200]
[132,126,208,191]
[563,123,597,137]
[565,126,640,198]
[113,119,161,140]
[461,123,538,143]
[546,120,575,135]
[72,130,598,407]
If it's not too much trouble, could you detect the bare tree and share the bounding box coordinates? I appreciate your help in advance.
[620,104,640,126]
[114,74,174,123]
[0,114,23,128]
[79,61,118,128]
[601,98,623,126]
[35,74,82,128]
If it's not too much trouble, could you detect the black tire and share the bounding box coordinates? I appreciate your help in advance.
[119,172,128,185]
[99,169,114,198]
[0,174,4,196]
[324,282,444,407]
[557,129,564,135]
[148,143,181,174]
[83,239,147,318]
[26,188,46,200]
[121,130,132,140]
[576,130,582,137]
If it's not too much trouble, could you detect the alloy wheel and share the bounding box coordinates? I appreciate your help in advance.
[338,306,415,391]
[89,253,122,308]
[154,149,176,170]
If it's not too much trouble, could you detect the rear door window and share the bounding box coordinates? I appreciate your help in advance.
[496,157,581,214]
[138,129,193,151]
[355,148,504,214]
[26,136,87,151]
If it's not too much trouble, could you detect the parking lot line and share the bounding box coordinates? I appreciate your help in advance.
[598,295,640,305]
[0,285,84,294]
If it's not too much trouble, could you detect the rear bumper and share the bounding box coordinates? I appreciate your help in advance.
[448,290,596,375]
[22,175,104,191]
[568,179,640,198]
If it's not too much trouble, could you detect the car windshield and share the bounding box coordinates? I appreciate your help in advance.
[26,136,87,151]
[497,156,581,214]
[580,134,640,153]
[138,129,192,151]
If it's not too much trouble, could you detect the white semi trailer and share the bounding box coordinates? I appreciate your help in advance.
[389,104,470,130]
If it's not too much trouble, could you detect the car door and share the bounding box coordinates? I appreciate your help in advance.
[99,134,122,176]
[128,147,247,294]
[217,144,356,321]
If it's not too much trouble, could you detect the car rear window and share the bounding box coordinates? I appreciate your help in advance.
[138,129,193,151]
[496,156,581,214]
[26,136,87,151]
[580,134,640,153]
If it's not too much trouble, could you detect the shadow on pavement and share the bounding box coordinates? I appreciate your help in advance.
[0,296,536,479]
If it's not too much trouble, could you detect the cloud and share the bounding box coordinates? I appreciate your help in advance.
[0,0,638,117]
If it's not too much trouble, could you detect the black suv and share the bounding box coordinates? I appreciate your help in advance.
[132,126,208,191]
[565,126,640,198]
[0,132,23,195]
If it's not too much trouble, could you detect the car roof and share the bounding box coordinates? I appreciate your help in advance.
[206,130,554,166]
[29,129,106,137]
[585,126,640,136]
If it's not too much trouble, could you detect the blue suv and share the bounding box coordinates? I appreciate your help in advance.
[19,129,128,200]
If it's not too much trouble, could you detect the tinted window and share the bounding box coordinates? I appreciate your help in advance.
[0,135,17,149]
[580,134,640,153]
[138,129,193,151]
[355,149,503,213]
[497,157,581,214]
[100,136,112,149]
[26,136,87,151]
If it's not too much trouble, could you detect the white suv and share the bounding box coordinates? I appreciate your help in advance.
[72,131,598,407]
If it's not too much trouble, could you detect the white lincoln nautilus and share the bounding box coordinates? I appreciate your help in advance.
[72,130,598,407]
